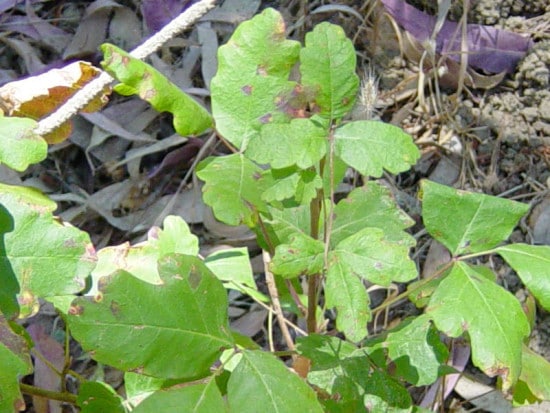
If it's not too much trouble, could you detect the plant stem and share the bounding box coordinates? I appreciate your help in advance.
[307,179,323,334]
[19,383,78,405]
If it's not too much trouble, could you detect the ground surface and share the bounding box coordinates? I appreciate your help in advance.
[1,0,549,412]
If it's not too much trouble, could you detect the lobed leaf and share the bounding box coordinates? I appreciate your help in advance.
[325,261,371,342]
[101,43,212,136]
[300,22,359,121]
[421,180,529,256]
[0,116,47,171]
[426,262,530,390]
[330,182,415,246]
[211,8,300,149]
[496,244,550,311]
[270,232,325,278]
[334,120,419,177]
[197,154,269,227]
[385,315,448,386]
[68,254,234,379]
[329,227,417,287]
[227,350,323,412]
[246,118,327,169]
[0,184,95,318]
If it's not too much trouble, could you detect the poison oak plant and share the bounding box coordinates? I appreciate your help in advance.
[1,6,550,413]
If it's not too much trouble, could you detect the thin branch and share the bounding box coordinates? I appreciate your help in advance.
[35,0,217,137]
[263,250,296,351]
[19,383,78,405]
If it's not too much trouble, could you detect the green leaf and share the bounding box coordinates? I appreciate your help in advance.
[101,44,212,136]
[334,121,419,177]
[330,182,415,246]
[262,204,313,246]
[246,118,327,169]
[261,167,322,206]
[0,315,32,413]
[0,116,47,171]
[204,247,256,288]
[77,382,125,413]
[329,227,417,287]
[89,215,198,293]
[325,257,371,342]
[197,154,268,227]
[132,380,226,413]
[421,180,529,256]
[68,254,234,379]
[270,232,325,278]
[426,262,530,390]
[385,315,448,386]
[0,184,95,318]
[227,350,323,413]
[125,372,176,406]
[514,345,550,404]
[496,244,550,311]
[300,22,359,120]
[211,8,300,149]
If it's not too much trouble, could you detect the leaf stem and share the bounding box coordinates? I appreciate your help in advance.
[19,383,78,405]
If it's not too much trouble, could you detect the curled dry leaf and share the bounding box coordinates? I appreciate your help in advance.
[0,61,111,143]
[381,0,533,74]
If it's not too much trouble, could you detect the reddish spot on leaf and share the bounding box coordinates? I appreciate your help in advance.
[110,300,121,316]
[241,85,253,95]
[253,172,262,180]
[122,55,130,66]
[94,292,103,303]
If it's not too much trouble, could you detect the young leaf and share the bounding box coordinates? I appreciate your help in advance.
[421,180,529,256]
[131,380,226,413]
[0,117,46,171]
[77,382,125,413]
[0,184,95,318]
[329,227,417,287]
[300,22,359,120]
[385,315,448,386]
[0,316,32,413]
[101,43,212,136]
[261,167,323,206]
[68,254,234,379]
[270,232,325,278]
[245,118,327,169]
[261,204,314,246]
[334,121,420,177]
[495,244,550,311]
[197,154,268,227]
[211,8,300,149]
[325,259,371,342]
[330,182,416,246]
[227,350,323,413]
[426,262,530,390]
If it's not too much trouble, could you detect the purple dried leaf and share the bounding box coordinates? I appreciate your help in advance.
[380,0,533,73]
[141,0,198,33]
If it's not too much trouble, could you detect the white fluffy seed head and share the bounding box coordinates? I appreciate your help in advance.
[353,67,379,121]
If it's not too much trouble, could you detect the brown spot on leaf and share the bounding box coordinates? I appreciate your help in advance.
[256,66,268,76]
[259,113,272,124]
[110,300,120,316]
[241,85,253,95]
[142,89,156,100]
[122,56,130,66]
[188,265,201,290]
[69,304,84,316]
[94,292,103,303]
